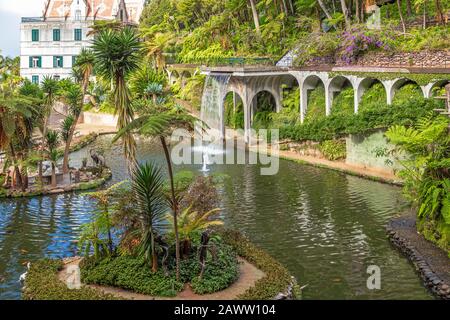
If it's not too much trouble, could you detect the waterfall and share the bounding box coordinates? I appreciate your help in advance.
[200,74,231,132]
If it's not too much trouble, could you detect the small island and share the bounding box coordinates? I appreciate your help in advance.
[22,168,299,300]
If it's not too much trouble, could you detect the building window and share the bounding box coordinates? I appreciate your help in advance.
[29,56,42,68]
[31,29,39,42]
[74,29,82,41]
[53,56,64,68]
[75,9,81,21]
[72,55,77,66]
[53,29,61,41]
[32,75,39,84]
[53,75,60,81]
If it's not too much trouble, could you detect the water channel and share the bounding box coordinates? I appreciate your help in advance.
[0,135,432,299]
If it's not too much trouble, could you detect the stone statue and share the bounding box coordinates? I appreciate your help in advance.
[89,149,106,168]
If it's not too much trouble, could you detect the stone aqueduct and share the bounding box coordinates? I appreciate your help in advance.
[167,65,450,138]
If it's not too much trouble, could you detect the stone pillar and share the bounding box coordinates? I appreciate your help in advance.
[383,80,395,105]
[219,97,225,139]
[300,84,306,123]
[325,81,332,116]
[421,83,433,99]
[354,90,359,114]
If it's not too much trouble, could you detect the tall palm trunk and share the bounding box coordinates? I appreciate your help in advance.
[318,0,333,20]
[62,120,78,174]
[115,75,136,172]
[406,0,412,16]
[397,0,406,33]
[39,112,51,181]
[151,231,158,273]
[160,136,180,281]
[434,0,445,25]
[249,0,261,35]
[340,0,351,29]
[51,162,56,188]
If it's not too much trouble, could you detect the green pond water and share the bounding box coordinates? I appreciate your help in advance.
[0,136,432,299]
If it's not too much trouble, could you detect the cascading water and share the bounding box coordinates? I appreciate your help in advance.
[196,74,231,171]
[200,74,231,133]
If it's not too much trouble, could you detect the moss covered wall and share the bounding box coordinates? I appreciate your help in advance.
[345,129,401,172]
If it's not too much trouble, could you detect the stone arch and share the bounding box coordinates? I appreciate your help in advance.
[170,70,180,85]
[328,75,355,114]
[390,78,423,102]
[301,74,327,121]
[279,73,300,114]
[426,79,450,98]
[250,90,278,127]
[180,70,192,88]
[222,90,245,130]
[356,77,386,112]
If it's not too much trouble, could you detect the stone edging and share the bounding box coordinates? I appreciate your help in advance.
[279,155,403,186]
[386,216,450,300]
[0,168,112,198]
[0,133,112,198]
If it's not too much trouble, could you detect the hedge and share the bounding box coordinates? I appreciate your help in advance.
[219,228,300,300]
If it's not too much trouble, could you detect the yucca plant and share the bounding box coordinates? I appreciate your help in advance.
[45,130,60,188]
[92,27,141,170]
[59,82,84,174]
[60,115,75,143]
[131,162,168,273]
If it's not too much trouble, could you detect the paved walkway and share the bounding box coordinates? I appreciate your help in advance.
[58,257,265,300]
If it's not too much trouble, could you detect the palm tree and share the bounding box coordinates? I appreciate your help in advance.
[45,130,59,188]
[39,76,59,181]
[60,115,75,146]
[132,162,167,273]
[113,109,201,281]
[141,31,173,71]
[74,48,95,95]
[60,82,83,174]
[92,27,141,170]
[0,86,38,190]
[248,0,261,35]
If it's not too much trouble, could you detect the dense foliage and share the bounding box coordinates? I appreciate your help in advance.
[386,114,450,253]
[139,0,449,66]
[22,259,116,300]
[279,97,441,142]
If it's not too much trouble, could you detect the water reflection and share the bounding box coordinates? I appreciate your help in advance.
[0,135,431,299]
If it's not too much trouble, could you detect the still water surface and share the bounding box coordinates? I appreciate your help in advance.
[0,136,432,299]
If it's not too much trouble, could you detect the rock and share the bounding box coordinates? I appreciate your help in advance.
[274,293,287,300]
[48,188,64,194]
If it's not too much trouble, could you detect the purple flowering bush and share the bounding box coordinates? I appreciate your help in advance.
[337,27,389,64]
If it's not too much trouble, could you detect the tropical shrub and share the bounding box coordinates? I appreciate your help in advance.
[180,175,219,215]
[337,26,387,64]
[386,114,450,252]
[279,97,441,143]
[319,140,347,160]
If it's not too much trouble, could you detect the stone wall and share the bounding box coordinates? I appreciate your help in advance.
[82,112,118,127]
[345,128,402,173]
[348,49,450,68]
[301,49,450,69]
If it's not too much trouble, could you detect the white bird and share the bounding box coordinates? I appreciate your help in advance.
[19,262,31,283]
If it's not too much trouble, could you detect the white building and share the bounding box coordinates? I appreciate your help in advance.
[20,0,145,83]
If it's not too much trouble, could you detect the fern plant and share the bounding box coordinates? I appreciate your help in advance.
[386,113,450,252]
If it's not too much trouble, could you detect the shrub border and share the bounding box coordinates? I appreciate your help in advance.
[23,229,300,300]
[219,228,300,300]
